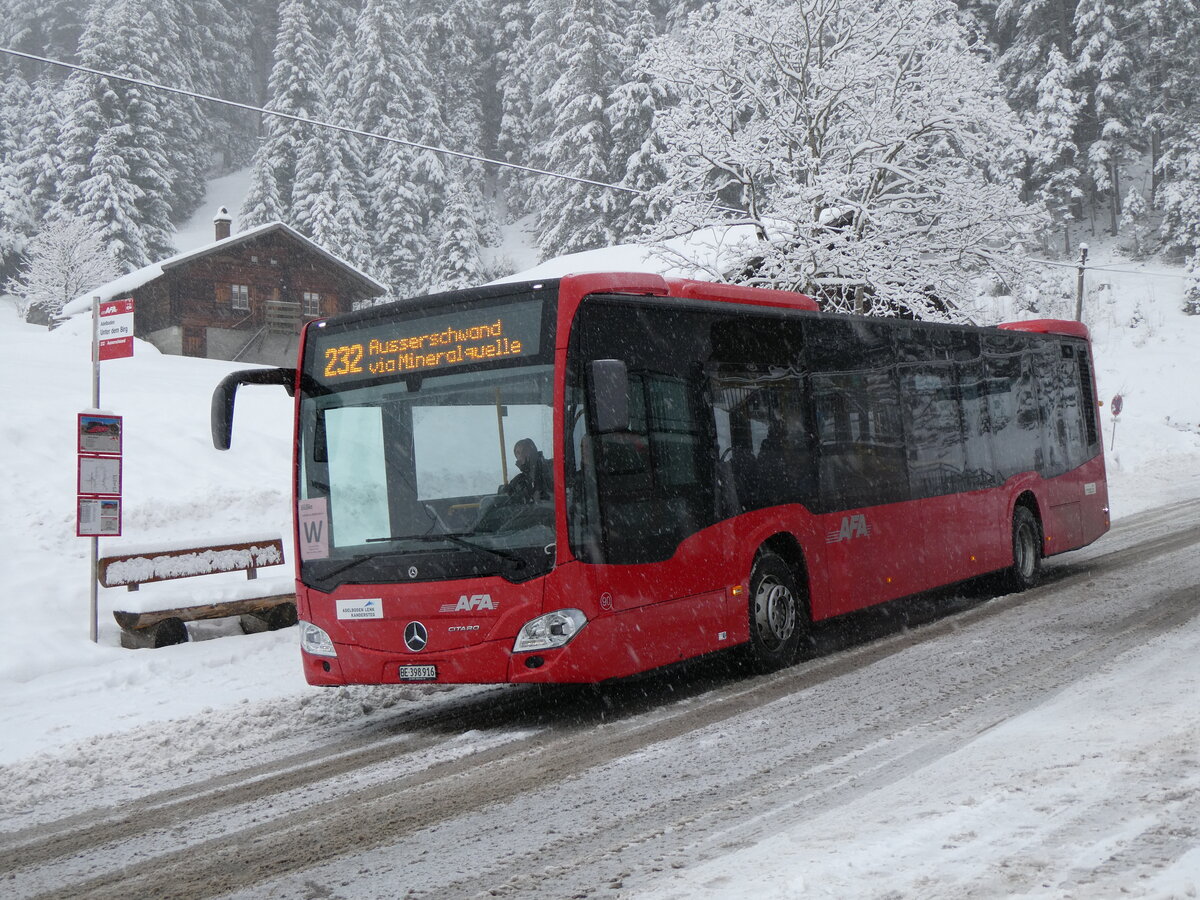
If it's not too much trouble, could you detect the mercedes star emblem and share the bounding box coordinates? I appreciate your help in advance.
[404,621,429,652]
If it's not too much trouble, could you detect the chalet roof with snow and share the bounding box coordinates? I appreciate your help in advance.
[65,221,386,314]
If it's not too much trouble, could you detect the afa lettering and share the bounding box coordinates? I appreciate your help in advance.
[826,514,871,544]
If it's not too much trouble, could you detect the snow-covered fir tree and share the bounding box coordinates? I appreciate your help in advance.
[534,0,625,257]
[0,166,33,283]
[606,0,671,242]
[1133,0,1200,248]
[0,72,34,278]
[349,0,440,297]
[1159,123,1200,261]
[73,127,152,270]
[1072,0,1138,234]
[415,0,499,271]
[129,1,211,223]
[1184,264,1200,315]
[292,127,357,263]
[1120,184,1151,256]
[55,0,177,270]
[420,163,492,292]
[1029,46,1084,250]
[10,76,68,228]
[297,24,372,276]
[494,0,542,218]
[3,0,90,61]
[994,0,1074,111]
[240,0,325,229]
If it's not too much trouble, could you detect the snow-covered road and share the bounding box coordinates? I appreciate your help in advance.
[4,499,1198,900]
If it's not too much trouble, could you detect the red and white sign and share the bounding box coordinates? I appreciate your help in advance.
[1110,394,1123,417]
[98,297,135,360]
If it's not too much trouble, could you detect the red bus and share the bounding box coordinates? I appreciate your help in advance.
[213,272,1108,684]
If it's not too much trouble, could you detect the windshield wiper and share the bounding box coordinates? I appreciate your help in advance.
[367,533,527,570]
[311,552,377,584]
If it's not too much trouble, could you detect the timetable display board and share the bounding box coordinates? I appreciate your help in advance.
[77,412,122,537]
[310,299,544,386]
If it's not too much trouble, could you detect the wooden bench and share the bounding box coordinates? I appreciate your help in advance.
[98,537,296,649]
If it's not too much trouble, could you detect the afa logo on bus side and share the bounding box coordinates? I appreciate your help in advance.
[826,514,872,544]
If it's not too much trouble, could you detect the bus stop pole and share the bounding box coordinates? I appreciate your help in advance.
[89,297,100,643]
[1074,244,1088,322]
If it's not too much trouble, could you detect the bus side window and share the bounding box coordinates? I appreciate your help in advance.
[983,334,1042,480]
[896,325,969,499]
[806,318,908,511]
[709,366,814,513]
[1075,346,1100,452]
[1056,341,1090,470]
[958,348,998,489]
[1032,340,1070,478]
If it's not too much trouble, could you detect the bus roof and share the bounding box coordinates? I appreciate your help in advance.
[997,319,1091,340]
[664,278,819,311]
[559,272,818,312]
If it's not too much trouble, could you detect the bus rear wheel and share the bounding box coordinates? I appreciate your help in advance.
[1006,506,1043,592]
[745,552,805,672]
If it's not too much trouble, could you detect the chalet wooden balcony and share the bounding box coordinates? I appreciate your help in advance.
[265,300,303,336]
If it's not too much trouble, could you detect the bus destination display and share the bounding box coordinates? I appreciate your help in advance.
[314,299,543,384]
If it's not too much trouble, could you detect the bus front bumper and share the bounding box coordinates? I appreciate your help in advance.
[300,638,608,685]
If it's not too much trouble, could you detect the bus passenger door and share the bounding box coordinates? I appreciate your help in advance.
[582,367,728,604]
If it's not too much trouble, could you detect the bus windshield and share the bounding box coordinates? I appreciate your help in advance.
[298,362,556,590]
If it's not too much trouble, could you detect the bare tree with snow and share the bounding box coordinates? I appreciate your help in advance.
[5,217,117,326]
[645,0,1044,319]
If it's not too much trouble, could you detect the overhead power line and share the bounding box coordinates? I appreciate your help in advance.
[1028,257,1194,279]
[0,46,737,210]
[5,45,1194,281]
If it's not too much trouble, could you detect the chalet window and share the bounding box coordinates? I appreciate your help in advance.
[302,291,321,316]
[231,284,250,311]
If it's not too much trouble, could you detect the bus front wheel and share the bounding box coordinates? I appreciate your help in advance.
[745,552,804,672]
[1006,506,1043,592]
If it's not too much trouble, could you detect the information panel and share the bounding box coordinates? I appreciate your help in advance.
[78,413,123,454]
[311,299,544,385]
[78,497,121,536]
[76,412,123,537]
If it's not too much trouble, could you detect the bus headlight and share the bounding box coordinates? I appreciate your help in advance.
[513,609,587,653]
[299,620,337,657]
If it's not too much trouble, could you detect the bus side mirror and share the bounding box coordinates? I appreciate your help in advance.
[590,359,629,433]
[212,367,296,450]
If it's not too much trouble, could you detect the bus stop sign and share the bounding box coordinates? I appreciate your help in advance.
[1111,394,1123,417]
[98,298,135,360]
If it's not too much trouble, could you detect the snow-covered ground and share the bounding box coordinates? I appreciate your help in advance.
[1,225,1199,896]
[641,606,1200,899]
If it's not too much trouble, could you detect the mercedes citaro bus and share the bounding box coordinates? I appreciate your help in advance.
[213,272,1108,684]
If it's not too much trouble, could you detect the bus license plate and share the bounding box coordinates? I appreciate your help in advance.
[399,665,437,681]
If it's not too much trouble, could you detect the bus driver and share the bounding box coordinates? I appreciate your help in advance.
[503,438,552,503]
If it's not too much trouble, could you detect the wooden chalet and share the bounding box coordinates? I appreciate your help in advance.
[82,209,387,366]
